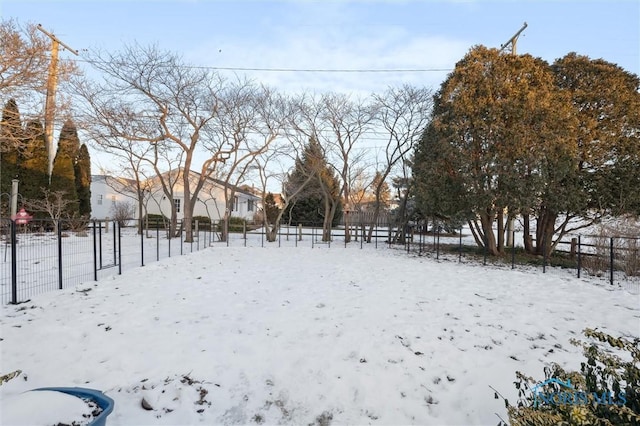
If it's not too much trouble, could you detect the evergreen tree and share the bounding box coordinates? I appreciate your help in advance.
[284,137,342,229]
[264,192,280,226]
[551,53,640,218]
[413,46,639,256]
[20,120,50,214]
[412,46,576,255]
[74,143,92,217]
[49,120,79,217]
[372,171,391,209]
[0,99,23,213]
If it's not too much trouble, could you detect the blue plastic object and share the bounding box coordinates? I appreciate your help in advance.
[32,387,115,426]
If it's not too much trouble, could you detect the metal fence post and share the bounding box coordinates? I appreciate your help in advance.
[511,230,516,269]
[140,219,145,267]
[58,220,63,290]
[93,221,98,281]
[10,220,17,304]
[118,222,122,275]
[436,225,440,260]
[112,220,117,267]
[406,225,410,254]
[98,221,103,269]
[433,221,436,251]
[577,235,581,278]
[610,237,614,285]
[458,226,462,263]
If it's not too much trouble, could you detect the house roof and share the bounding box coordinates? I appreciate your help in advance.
[93,170,261,200]
[190,170,260,200]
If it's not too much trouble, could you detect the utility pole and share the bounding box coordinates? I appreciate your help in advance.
[37,24,78,180]
[500,22,528,55]
[500,22,527,248]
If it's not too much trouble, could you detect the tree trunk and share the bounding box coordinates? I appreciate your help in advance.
[535,209,557,257]
[183,167,193,242]
[366,202,381,243]
[169,207,178,239]
[137,190,144,235]
[266,223,277,242]
[468,219,483,247]
[343,182,351,243]
[343,210,351,243]
[523,212,533,254]
[479,210,499,256]
[183,200,194,243]
[496,208,504,253]
[322,197,335,242]
[393,185,412,245]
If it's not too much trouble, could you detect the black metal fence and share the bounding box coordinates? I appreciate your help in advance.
[0,218,217,305]
[401,226,640,293]
[1,217,638,304]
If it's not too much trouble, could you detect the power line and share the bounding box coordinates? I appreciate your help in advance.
[72,58,452,74]
[201,66,452,73]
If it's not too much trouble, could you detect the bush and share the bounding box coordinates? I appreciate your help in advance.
[216,216,248,233]
[498,329,640,426]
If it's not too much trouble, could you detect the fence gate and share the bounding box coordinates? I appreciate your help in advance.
[92,220,121,280]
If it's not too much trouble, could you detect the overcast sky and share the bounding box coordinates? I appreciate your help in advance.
[3,0,639,96]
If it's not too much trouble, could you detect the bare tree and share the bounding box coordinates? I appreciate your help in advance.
[1,19,79,154]
[110,200,135,227]
[251,132,312,242]
[76,44,231,242]
[205,81,288,241]
[252,145,288,241]
[85,131,156,235]
[288,93,342,242]
[23,188,76,233]
[317,93,375,243]
[366,85,433,242]
[0,20,49,97]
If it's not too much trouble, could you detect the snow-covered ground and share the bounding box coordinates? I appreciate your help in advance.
[1,244,638,425]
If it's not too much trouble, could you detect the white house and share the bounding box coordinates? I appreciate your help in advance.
[90,170,260,222]
[90,175,139,220]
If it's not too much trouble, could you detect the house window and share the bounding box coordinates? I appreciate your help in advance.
[174,198,181,213]
[111,195,116,205]
[232,196,239,212]
[97,195,103,205]
[248,199,254,212]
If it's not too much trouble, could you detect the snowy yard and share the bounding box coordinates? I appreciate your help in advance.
[0,245,638,425]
